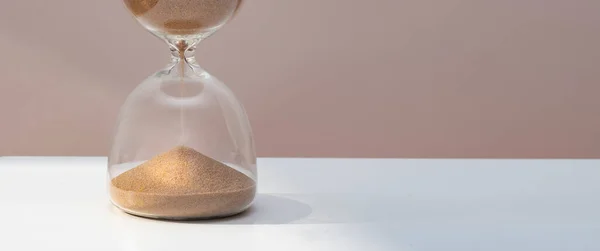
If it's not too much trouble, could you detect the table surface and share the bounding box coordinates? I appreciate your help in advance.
[0,157,599,251]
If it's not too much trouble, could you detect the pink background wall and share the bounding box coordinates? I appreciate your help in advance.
[1,0,599,157]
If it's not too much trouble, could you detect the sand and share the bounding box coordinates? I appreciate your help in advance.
[110,145,255,219]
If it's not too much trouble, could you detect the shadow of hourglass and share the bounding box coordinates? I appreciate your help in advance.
[187,194,313,225]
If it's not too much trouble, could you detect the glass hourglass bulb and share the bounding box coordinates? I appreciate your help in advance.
[108,0,255,220]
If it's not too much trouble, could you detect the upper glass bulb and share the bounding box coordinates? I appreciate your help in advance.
[123,0,242,39]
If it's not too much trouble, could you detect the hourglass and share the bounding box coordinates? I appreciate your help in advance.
[107,0,256,220]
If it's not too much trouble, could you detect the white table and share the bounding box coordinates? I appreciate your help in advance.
[0,157,599,251]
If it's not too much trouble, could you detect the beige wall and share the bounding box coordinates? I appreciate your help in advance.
[1,0,599,158]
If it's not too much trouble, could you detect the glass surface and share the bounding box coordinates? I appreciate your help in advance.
[108,0,255,220]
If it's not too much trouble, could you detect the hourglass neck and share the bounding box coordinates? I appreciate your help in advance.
[170,46,197,65]
[168,38,202,65]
